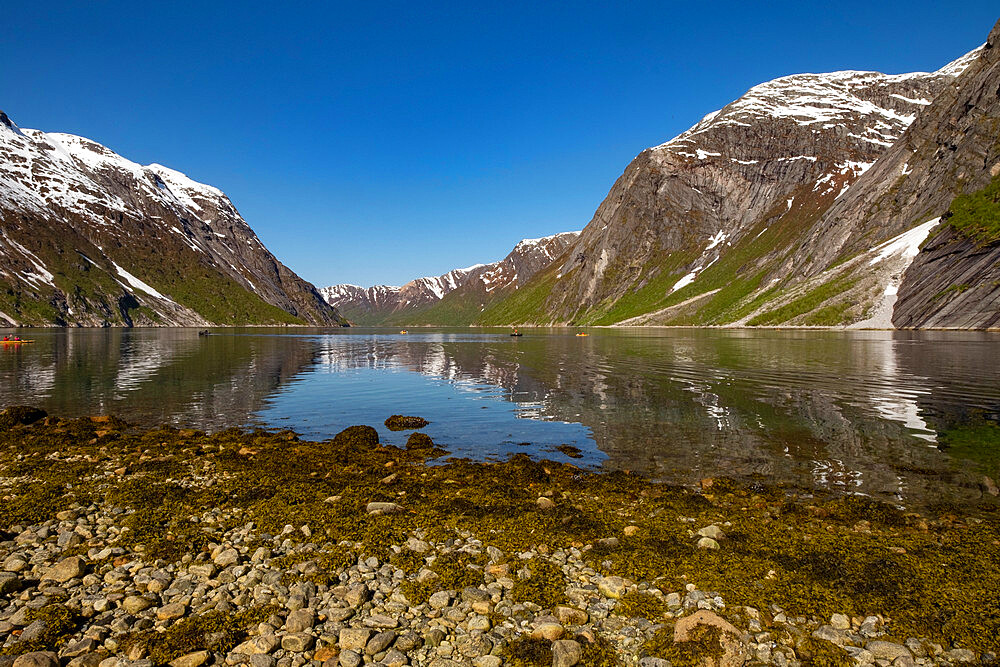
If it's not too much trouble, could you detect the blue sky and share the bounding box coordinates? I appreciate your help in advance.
[4,2,997,287]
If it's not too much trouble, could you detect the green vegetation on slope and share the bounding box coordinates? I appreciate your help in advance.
[576,187,831,326]
[946,174,1000,245]
[0,218,303,325]
[748,275,857,326]
[667,191,836,326]
[477,267,563,325]
[132,259,302,325]
[389,285,495,327]
[576,250,697,325]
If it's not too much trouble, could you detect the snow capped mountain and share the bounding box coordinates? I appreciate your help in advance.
[0,111,342,326]
[508,43,987,326]
[322,232,579,324]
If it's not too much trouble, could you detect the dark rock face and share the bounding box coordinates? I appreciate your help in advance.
[893,226,1000,329]
[891,22,1000,328]
[0,113,344,326]
[322,232,579,325]
[791,19,1000,282]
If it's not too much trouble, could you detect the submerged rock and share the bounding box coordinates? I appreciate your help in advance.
[385,415,429,431]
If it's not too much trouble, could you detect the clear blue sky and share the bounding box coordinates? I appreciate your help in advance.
[4,2,997,287]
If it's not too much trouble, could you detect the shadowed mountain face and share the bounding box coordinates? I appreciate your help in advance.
[0,112,344,326]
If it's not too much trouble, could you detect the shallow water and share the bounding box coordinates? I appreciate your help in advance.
[2,327,998,508]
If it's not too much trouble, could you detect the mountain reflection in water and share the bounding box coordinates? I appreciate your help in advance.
[1,327,998,510]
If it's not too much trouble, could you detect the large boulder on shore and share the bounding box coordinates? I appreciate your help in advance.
[0,406,46,429]
[332,425,379,448]
[673,610,749,667]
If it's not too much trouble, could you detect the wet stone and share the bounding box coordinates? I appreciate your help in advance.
[383,649,408,667]
[598,576,627,599]
[552,640,583,667]
[697,525,725,540]
[866,641,913,662]
[364,613,399,628]
[156,602,187,621]
[366,502,402,516]
[122,595,155,614]
[214,548,239,567]
[697,537,720,550]
[168,652,209,667]
[285,608,315,633]
[429,591,452,609]
[281,633,315,652]
[12,655,59,667]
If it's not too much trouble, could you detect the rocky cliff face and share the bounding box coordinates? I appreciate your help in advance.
[0,112,344,326]
[478,34,988,327]
[861,20,1000,329]
[323,232,579,325]
[733,18,1000,330]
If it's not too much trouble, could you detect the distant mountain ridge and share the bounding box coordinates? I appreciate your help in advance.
[322,232,579,325]
[0,111,343,326]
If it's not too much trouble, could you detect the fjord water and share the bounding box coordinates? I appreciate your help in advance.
[2,328,998,508]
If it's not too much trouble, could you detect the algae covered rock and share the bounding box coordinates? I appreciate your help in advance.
[385,415,430,431]
[332,424,380,448]
[673,610,749,667]
[405,432,435,450]
[0,406,46,429]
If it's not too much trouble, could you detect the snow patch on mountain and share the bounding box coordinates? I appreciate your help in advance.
[0,110,342,325]
[112,261,169,300]
[869,217,940,266]
[656,47,982,165]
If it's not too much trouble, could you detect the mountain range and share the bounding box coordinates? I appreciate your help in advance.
[327,18,1000,329]
[321,232,579,326]
[0,112,343,326]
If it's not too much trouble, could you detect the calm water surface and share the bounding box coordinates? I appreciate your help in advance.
[2,327,998,509]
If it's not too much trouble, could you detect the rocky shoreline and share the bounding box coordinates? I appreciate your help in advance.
[0,408,997,667]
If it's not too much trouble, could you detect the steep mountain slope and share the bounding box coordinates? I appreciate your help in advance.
[0,111,344,326]
[322,232,579,325]
[480,41,983,327]
[776,18,1000,329]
